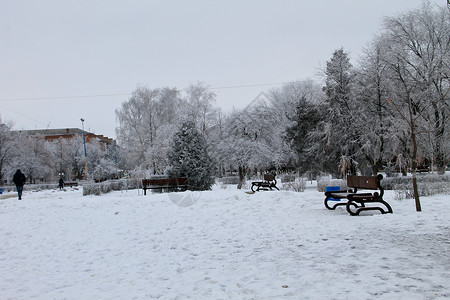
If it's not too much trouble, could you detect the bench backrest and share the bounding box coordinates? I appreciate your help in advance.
[264,174,275,181]
[346,175,382,190]
[142,177,188,186]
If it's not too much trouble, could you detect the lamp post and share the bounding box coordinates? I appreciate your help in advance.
[80,118,89,181]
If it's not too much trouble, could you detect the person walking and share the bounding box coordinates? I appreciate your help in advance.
[13,169,26,200]
[59,177,64,190]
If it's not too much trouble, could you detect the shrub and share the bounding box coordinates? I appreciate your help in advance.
[280,174,296,183]
[283,177,306,192]
[217,176,240,185]
[83,179,136,196]
[317,178,347,193]
[386,174,450,200]
[2,183,61,193]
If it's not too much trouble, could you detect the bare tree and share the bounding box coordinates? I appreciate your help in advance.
[381,2,449,211]
[182,82,218,135]
[0,121,15,183]
[271,80,325,175]
[385,2,449,171]
[116,86,181,173]
[354,38,396,175]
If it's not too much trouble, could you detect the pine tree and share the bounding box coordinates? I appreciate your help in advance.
[167,121,215,191]
[321,47,358,176]
[285,96,322,174]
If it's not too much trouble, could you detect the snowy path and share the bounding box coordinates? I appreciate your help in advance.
[0,186,449,299]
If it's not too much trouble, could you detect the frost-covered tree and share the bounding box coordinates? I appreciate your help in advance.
[219,105,269,188]
[207,108,227,177]
[116,84,222,175]
[64,135,86,180]
[271,80,325,175]
[167,121,215,191]
[383,2,449,175]
[50,137,78,180]
[379,2,450,211]
[354,38,395,174]
[116,86,181,173]
[9,133,53,183]
[84,138,116,181]
[0,121,15,183]
[285,96,323,173]
[217,93,294,188]
[182,82,218,135]
[312,48,358,176]
[218,109,259,189]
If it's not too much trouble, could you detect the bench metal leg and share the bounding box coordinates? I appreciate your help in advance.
[324,196,347,210]
[346,199,393,216]
[251,182,279,192]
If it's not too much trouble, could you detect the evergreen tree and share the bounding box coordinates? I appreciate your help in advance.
[167,121,215,191]
[285,96,323,174]
[320,47,358,176]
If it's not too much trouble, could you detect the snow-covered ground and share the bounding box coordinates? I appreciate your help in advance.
[1,183,449,300]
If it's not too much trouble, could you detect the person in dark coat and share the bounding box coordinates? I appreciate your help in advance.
[12,169,26,200]
[59,177,64,190]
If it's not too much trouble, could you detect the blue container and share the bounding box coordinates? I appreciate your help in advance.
[326,186,340,201]
[0,188,3,194]
[326,186,340,192]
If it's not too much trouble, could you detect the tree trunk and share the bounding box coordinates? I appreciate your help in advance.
[237,165,246,190]
[433,102,446,175]
[411,128,422,212]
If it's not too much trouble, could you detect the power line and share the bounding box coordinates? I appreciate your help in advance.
[0,93,130,102]
[0,81,292,102]
[0,102,48,126]
[209,82,288,90]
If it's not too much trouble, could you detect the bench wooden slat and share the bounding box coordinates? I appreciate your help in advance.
[143,178,188,186]
[347,175,378,190]
[263,174,275,181]
[142,177,188,195]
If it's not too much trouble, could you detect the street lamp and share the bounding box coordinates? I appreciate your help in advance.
[81,118,89,181]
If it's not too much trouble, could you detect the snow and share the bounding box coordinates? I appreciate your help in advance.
[1,183,449,299]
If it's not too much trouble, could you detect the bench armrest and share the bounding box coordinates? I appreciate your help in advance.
[325,190,352,196]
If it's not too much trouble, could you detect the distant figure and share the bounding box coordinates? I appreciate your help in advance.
[12,169,26,200]
[59,177,64,190]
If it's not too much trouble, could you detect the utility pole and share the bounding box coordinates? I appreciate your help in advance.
[81,118,89,181]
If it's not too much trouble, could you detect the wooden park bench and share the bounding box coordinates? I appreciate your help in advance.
[142,177,188,195]
[251,174,280,192]
[64,182,78,187]
[416,166,430,173]
[324,174,393,216]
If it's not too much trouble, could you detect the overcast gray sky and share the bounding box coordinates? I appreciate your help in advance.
[0,0,444,139]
